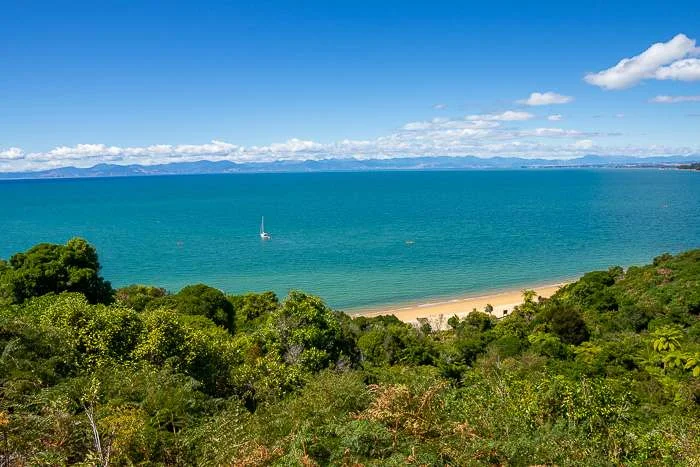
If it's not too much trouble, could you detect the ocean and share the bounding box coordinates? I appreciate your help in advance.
[1,169,698,310]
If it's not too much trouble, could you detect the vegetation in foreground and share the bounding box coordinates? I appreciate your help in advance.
[1,239,699,465]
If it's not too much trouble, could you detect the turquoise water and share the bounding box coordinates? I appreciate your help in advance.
[1,169,699,310]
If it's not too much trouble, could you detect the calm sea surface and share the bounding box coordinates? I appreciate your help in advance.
[1,169,698,310]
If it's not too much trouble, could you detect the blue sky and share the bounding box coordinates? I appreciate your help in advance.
[1,0,699,170]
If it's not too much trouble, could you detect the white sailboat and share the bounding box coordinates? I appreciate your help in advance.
[259,216,271,240]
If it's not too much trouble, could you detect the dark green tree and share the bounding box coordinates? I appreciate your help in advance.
[537,301,590,345]
[173,284,235,333]
[0,238,113,304]
[555,269,619,312]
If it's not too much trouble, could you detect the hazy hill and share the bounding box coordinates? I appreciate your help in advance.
[1,154,699,179]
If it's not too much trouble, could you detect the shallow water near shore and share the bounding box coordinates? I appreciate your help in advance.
[1,169,699,309]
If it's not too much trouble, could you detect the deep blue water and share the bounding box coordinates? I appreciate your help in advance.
[1,169,698,310]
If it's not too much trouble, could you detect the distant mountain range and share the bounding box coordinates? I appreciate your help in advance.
[2,155,699,180]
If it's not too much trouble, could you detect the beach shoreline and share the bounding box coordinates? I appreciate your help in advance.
[347,282,568,329]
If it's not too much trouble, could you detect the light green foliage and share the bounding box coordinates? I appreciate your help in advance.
[574,341,603,364]
[528,331,566,357]
[229,291,279,330]
[651,325,684,352]
[24,293,142,368]
[492,309,530,340]
[134,309,240,395]
[684,352,700,377]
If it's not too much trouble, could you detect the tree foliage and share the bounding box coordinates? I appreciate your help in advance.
[1,241,699,465]
[114,284,167,311]
[171,284,236,332]
[0,238,113,305]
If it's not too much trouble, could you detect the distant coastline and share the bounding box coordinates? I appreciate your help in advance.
[2,154,700,180]
[679,162,700,171]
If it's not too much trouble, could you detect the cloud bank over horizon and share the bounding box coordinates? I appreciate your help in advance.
[2,111,697,172]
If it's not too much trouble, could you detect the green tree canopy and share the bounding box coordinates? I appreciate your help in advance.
[536,301,590,345]
[172,284,236,333]
[0,237,113,305]
[115,285,168,311]
[229,291,279,330]
[257,291,357,371]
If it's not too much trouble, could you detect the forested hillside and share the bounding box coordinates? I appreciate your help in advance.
[1,239,698,465]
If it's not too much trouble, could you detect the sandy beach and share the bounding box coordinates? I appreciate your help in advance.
[351,283,567,329]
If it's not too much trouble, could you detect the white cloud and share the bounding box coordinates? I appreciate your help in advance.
[651,95,700,103]
[584,33,700,90]
[466,110,534,121]
[615,113,625,119]
[654,58,700,81]
[573,139,594,149]
[518,92,573,106]
[547,114,563,121]
[0,147,24,160]
[519,128,584,137]
[432,103,447,110]
[250,138,326,157]
[401,117,499,132]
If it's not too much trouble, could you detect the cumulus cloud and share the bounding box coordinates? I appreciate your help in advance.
[651,95,700,103]
[255,138,325,154]
[584,33,700,90]
[518,92,573,106]
[547,114,563,121]
[23,141,242,164]
[466,110,534,121]
[519,128,585,137]
[573,139,594,150]
[0,147,24,160]
[401,118,499,132]
[654,58,700,81]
